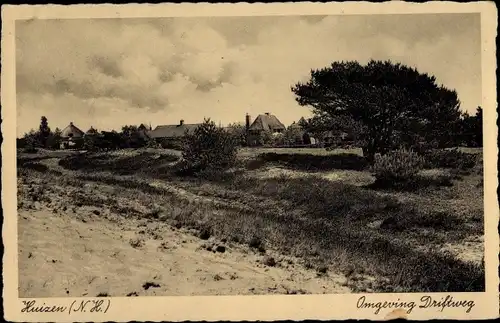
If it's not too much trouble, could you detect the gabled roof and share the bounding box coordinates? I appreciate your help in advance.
[138,123,151,131]
[249,113,286,132]
[149,124,201,139]
[61,122,85,138]
[86,127,99,135]
[288,121,303,130]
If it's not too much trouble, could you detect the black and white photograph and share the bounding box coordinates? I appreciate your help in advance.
[2,2,498,321]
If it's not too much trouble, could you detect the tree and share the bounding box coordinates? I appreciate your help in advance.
[225,122,247,146]
[182,118,238,174]
[99,131,123,150]
[257,130,274,146]
[121,125,148,148]
[460,106,483,147]
[83,127,100,151]
[21,130,39,152]
[475,106,483,147]
[47,127,62,149]
[38,116,51,148]
[291,60,462,162]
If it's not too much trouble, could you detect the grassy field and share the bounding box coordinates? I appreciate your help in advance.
[17,146,484,294]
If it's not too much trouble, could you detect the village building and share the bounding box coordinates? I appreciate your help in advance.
[148,119,201,148]
[85,126,99,136]
[60,122,85,149]
[245,112,286,146]
[136,123,153,140]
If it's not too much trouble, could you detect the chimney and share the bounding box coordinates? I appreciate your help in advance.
[265,112,270,116]
[245,113,251,130]
[70,122,74,126]
[180,119,184,126]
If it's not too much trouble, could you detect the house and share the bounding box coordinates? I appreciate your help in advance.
[86,126,99,136]
[60,122,85,149]
[148,119,201,148]
[279,119,322,146]
[136,123,152,140]
[245,112,286,146]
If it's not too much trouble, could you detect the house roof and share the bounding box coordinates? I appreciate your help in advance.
[249,113,286,132]
[138,123,151,131]
[86,127,99,135]
[288,121,303,130]
[149,123,201,139]
[61,122,85,138]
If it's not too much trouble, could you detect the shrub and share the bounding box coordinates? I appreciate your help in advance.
[20,162,48,173]
[422,149,478,170]
[257,152,368,171]
[181,119,238,175]
[372,149,424,184]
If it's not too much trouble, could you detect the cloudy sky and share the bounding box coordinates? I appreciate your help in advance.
[16,13,481,136]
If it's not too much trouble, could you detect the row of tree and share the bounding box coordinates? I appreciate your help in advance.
[17,116,63,151]
[17,118,156,152]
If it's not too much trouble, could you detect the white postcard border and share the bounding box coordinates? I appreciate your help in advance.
[2,2,499,321]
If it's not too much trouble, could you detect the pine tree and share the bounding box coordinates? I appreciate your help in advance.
[291,60,462,162]
[38,116,52,148]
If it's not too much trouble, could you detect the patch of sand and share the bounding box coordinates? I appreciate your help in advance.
[248,166,374,186]
[440,236,484,265]
[18,207,350,297]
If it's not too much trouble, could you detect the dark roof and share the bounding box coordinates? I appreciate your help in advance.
[86,127,99,135]
[288,122,303,130]
[149,124,201,139]
[138,123,151,131]
[61,122,85,138]
[249,113,286,132]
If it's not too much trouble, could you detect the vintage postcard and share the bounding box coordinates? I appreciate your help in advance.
[2,1,499,321]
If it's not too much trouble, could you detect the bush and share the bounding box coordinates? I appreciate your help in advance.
[422,149,478,170]
[181,119,238,175]
[372,149,425,184]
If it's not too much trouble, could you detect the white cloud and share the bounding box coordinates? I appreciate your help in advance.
[16,14,481,136]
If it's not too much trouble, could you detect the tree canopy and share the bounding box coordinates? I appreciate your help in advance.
[291,60,462,160]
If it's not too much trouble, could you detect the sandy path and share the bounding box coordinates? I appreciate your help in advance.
[18,207,350,298]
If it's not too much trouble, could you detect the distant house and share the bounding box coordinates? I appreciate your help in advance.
[86,126,99,136]
[60,122,85,149]
[136,123,152,140]
[246,112,286,146]
[148,119,201,148]
[285,120,319,146]
[286,121,307,145]
[293,117,353,147]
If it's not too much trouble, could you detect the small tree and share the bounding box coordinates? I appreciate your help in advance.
[22,130,39,153]
[83,127,100,151]
[182,118,238,174]
[460,106,483,147]
[120,125,147,148]
[38,116,51,148]
[46,127,62,149]
[258,130,274,146]
[226,122,247,146]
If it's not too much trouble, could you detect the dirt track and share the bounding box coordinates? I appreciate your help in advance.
[18,194,350,297]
